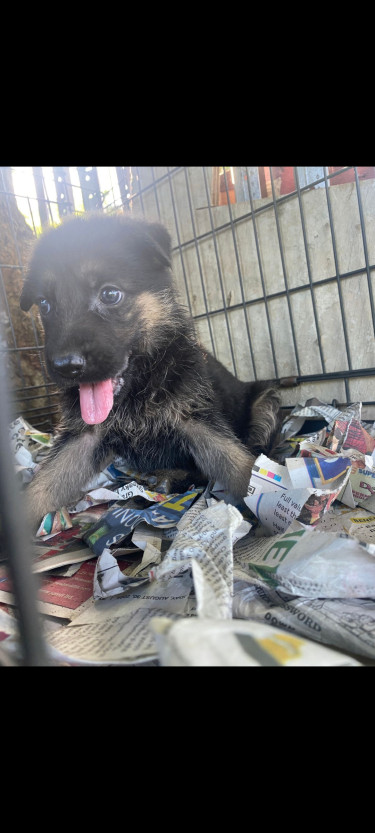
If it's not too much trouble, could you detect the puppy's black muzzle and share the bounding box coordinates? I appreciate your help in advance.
[52,354,86,379]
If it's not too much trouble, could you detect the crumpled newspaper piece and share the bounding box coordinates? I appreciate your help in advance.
[150,616,361,666]
[246,402,375,535]
[9,416,53,485]
[281,400,363,439]
[85,488,201,557]
[235,520,375,599]
[149,500,250,619]
[232,574,375,661]
[93,498,250,620]
[244,452,351,535]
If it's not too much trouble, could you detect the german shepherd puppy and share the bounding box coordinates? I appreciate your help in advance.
[20,213,280,529]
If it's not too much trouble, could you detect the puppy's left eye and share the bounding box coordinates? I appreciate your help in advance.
[99,286,123,305]
[38,297,51,316]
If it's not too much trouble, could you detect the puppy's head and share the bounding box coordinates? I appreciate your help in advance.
[20,213,174,424]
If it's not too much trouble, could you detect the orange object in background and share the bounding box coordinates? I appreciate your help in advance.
[259,167,296,197]
[259,166,375,198]
[219,167,236,205]
[218,166,375,205]
[328,166,375,185]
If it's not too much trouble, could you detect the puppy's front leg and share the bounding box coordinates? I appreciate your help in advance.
[179,418,255,499]
[26,430,104,531]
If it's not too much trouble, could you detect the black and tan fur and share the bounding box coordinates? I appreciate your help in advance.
[20,213,281,528]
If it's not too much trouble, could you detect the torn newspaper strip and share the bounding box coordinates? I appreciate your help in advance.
[244,453,351,535]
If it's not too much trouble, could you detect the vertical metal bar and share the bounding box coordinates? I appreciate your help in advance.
[133,167,145,215]
[182,167,219,355]
[353,166,375,337]
[323,167,352,402]
[76,167,102,211]
[0,168,27,266]
[269,167,301,376]
[150,167,162,221]
[0,329,49,665]
[53,167,75,219]
[35,174,56,227]
[201,166,239,372]
[244,167,279,379]
[0,170,55,420]
[234,167,261,202]
[28,192,51,233]
[221,168,257,379]
[148,166,195,319]
[165,167,203,330]
[32,167,49,228]
[294,166,326,372]
[21,193,57,414]
[0,266,28,388]
[116,166,131,210]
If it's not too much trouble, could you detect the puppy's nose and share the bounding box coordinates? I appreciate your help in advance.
[52,354,86,379]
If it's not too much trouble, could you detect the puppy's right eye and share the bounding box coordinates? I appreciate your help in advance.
[99,286,123,305]
[38,298,51,316]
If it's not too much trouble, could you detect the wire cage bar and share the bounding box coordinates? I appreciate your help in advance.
[1,163,375,665]
[1,164,375,431]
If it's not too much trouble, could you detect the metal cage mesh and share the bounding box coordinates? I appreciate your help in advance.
[2,165,375,431]
[1,164,375,665]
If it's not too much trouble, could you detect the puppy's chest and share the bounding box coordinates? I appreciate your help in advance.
[108,398,178,444]
[104,407,189,471]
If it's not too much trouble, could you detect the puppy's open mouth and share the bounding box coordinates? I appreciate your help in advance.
[79,361,127,425]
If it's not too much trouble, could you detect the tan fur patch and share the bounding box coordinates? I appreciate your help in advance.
[26,430,102,527]
[179,418,255,498]
[136,292,164,330]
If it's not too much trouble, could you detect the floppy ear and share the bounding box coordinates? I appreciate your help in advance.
[20,278,37,311]
[144,222,172,268]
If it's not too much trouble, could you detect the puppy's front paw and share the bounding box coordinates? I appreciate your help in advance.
[247,386,281,456]
[23,478,52,535]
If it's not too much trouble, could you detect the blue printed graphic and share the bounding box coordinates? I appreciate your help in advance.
[84,490,201,556]
[303,455,350,487]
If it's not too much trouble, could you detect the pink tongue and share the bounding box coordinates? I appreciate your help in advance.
[79,380,114,424]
